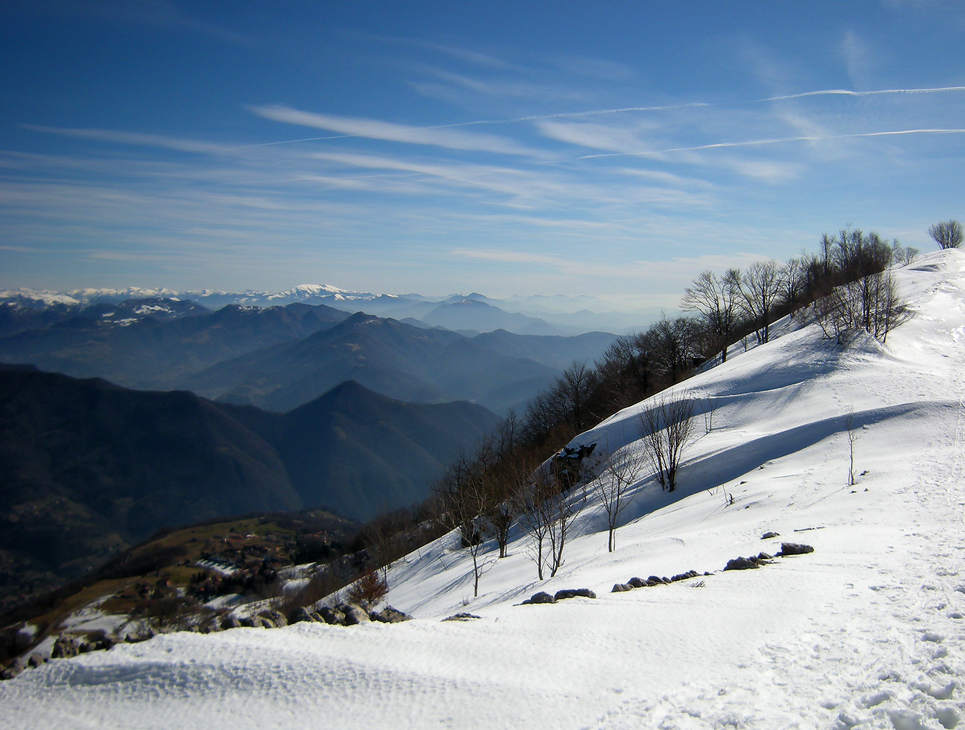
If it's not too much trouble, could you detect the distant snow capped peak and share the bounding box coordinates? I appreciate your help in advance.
[66,287,182,302]
[0,288,82,306]
[293,284,352,295]
[262,284,376,303]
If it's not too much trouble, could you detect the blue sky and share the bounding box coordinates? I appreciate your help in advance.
[1,1,963,309]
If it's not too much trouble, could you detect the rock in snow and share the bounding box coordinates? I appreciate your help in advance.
[553,588,597,600]
[520,591,557,605]
[778,542,815,556]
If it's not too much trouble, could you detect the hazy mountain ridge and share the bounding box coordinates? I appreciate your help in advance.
[0,300,616,415]
[181,313,575,414]
[265,381,502,522]
[0,301,352,389]
[0,368,500,611]
[0,285,654,335]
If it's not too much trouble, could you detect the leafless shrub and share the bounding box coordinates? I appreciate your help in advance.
[514,471,550,581]
[142,596,205,632]
[814,271,909,344]
[682,268,742,363]
[435,452,494,598]
[347,568,389,608]
[740,260,781,344]
[703,395,718,434]
[640,391,696,493]
[545,485,578,578]
[846,410,861,488]
[929,220,963,250]
[597,446,643,552]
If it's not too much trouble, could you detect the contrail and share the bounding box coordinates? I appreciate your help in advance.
[762,87,965,102]
[425,102,712,128]
[578,128,965,160]
[426,86,965,129]
[230,135,354,150]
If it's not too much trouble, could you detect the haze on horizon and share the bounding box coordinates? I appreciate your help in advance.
[1,0,963,312]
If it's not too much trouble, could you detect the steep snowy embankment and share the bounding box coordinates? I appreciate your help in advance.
[3,251,965,728]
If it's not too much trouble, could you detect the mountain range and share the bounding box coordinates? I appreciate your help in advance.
[0,300,616,415]
[182,312,614,414]
[0,366,501,610]
[0,285,658,335]
[0,300,351,387]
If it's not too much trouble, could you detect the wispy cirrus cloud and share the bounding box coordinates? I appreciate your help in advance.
[451,248,562,266]
[312,151,590,205]
[411,68,592,106]
[249,105,543,157]
[237,86,965,162]
[535,119,664,158]
[380,36,517,71]
[20,125,231,154]
[449,248,769,292]
[841,30,878,90]
[547,54,636,82]
[14,0,252,45]
[616,168,715,189]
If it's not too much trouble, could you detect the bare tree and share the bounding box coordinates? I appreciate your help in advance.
[834,229,893,281]
[515,461,583,579]
[523,391,555,445]
[546,487,576,577]
[651,316,703,384]
[819,233,835,279]
[362,506,411,579]
[484,441,539,559]
[929,220,963,250]
[640,391,696,492]
[595,336,649,412]
[846,410,860,487]
[484,498,515,560]
[777,258,807,317]
[740,260,781,344]
[814,271,909,344]
[682,269,742,363]
[868,271,910,342]
[598,446,643,552]
[435,453,492,598]
[515,471,555,581]
[702,395,718,434]
[798,252,829,306]
[546,361,599,433]
[890,240,918,266]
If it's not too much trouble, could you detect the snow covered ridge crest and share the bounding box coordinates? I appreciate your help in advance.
[0,283,376,308]
[5,251,965,728]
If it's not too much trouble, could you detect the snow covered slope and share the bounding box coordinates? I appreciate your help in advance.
[4,251,965,728]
